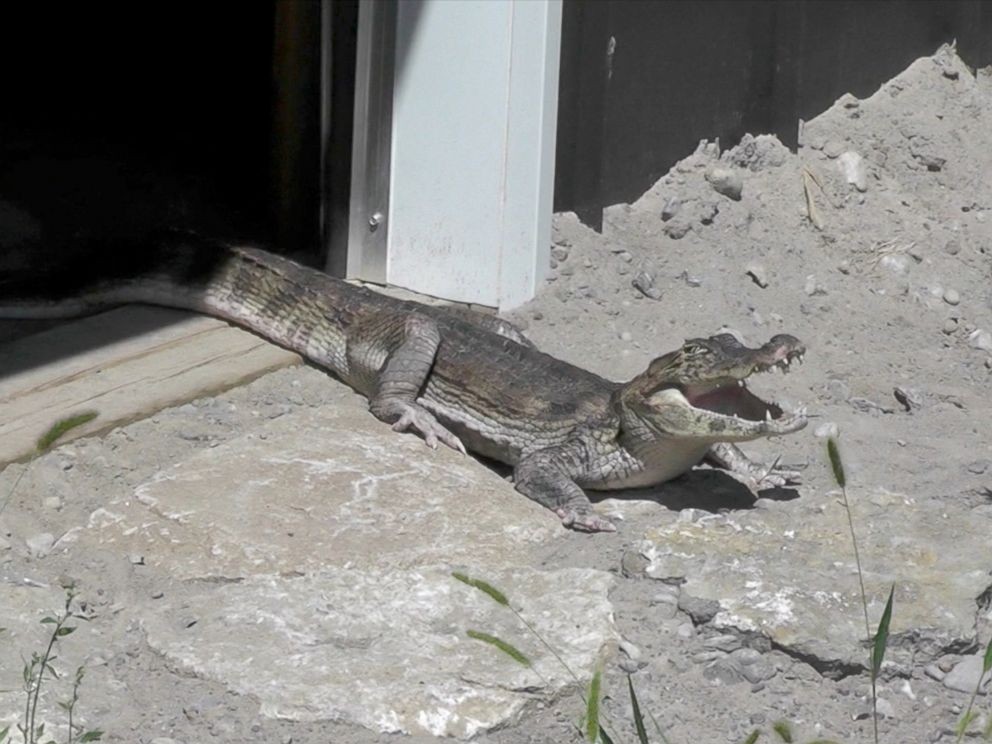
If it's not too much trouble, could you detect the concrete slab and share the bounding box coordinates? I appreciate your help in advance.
[0,307,300,466]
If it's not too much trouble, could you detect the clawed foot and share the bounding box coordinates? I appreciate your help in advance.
[734,457,804,490]
[391,404,466,454]
[557,507,617,533]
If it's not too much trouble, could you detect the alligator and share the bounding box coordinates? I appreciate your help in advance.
[0,231,808,531]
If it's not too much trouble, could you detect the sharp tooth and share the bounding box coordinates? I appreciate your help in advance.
[765,410,772,421]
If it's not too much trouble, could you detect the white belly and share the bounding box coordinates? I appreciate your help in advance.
[588,439,712,490]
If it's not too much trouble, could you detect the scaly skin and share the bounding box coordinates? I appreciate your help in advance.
[0,232,809,532]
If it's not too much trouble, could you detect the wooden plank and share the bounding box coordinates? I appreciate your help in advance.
[0,307,301,467]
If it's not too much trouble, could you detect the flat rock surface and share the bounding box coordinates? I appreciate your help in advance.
[141,566,615,738]
[637,486,988,672]
[81,405,559,578]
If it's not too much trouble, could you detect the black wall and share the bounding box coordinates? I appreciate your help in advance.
[555,0,992,230]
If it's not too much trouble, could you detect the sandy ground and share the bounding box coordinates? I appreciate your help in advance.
[2,46,992,743]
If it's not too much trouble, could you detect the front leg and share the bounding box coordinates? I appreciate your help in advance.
[705,442,803,488]
[366,313,465,453]
[514,440,616,533]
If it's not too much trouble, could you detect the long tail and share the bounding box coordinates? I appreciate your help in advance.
[0,231,367,373]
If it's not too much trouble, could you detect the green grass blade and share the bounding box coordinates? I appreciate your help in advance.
[826,438,846,488]
[598,725,616,744]
[983,637,992,674]
[772,720,794,742]
[741,731,760,744]
[465,630,530,667]
[627,675,649,744]
[585,663,602,742]
[36,411,98,453]
[871,586,895,678]
[957,709,978,740]
[451,572,509,606]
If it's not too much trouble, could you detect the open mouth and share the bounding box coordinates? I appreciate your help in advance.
[682,348,806,423]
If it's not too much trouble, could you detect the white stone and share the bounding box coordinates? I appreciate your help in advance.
[837,151,868,192]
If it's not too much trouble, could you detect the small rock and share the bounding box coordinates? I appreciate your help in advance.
[632,271,662,300]
[620,331,633,342]
[837,151,868,192]
[661,197,681,221]
[679,595,721,624]
[944,239,961,256]
[703,634,742,653]
[680,271,702,287]
[26,532,56,558]
[942,654,992,693]
[559,263,575,277]
[942,318,959,335]
[724,133,788,170]
[803,275,818,296]
[924,663,946,681]
[813,422,840,439]
[893,386,923,412]
[969,329,992,351]
[42,496,62,511]
[617,250,633,263]
[663,220,692,239]
[551,246,569,262]
[739,659,777,684]
[874,697,897,719]
[911,143,946,172]
[745,263,769,288]
[703,657,745,685]
[943,288,961,306]
[650,591,681,620]
[619,640,643,663]
[620,549,649,578]
[676,622,695,639]
[966,460,990,475]
[823,140,845,159]
[705,167,744,201]
[697,201,720,225]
